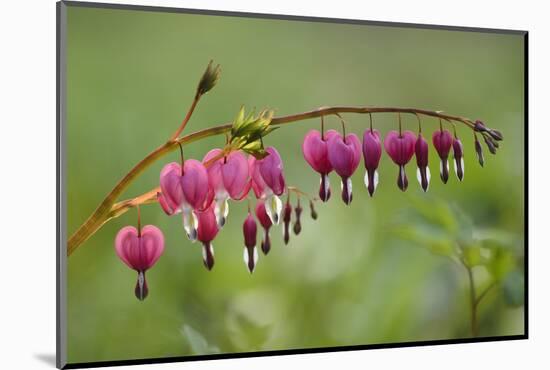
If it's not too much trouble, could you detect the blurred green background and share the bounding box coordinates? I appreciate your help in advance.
[66,5,525,364]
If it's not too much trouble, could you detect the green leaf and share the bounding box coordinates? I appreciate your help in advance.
[486,248,516,281]
[463,244,482,267]
[502,270,524,307]
[181,325,220,355]
[392,225,455,258]
[230,107,275,142]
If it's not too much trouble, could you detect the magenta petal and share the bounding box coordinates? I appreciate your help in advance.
[222,151,249,199]
[243,213,257,249]
[259,147,286,196]
[362,129,382,171]
[384,130,416,165]
[302,130,333,174]
[115,225,164,272]
[327,133,362,178]
[181,159,209,210]
[197,206,219,244]
[255,200,272,230]
[249,156,267,198]
[415,134,429,168]
[203,148,224,193]
[115,226,139,270]
[139,225,165,270]
[432,130,453,159]
[157,192,175,215]
[159,162,184,211]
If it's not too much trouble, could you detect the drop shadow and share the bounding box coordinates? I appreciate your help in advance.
[34,353,57,367]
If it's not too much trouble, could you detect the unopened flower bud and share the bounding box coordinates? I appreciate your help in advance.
[483,135,497,154]
[293,202,303,235]
[488,129,503,141]
[452,138,464,181]
[474,120,488,132]
[475,137,484,167]
[283,202,292,245]
[309,200,318,220]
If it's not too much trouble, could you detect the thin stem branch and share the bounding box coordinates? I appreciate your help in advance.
[475,281,497,306]
[465,265,478,337]
[169,95,201,141]
[67,105,479,256]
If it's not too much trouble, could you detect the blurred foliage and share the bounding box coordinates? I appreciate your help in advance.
[65,5,525,364]
[391,197,524,316]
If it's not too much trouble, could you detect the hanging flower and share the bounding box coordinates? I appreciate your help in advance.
[362,129,382,197]
[196,205,220,270]
[255,200,273,255]
[452,137,465,181]
[415,133,430,192]
[302,129,339,202]
[203,149,249,227]
[248,147,286,224]
[242,212,258,273]
[432,130,453,183]
[115,224,164,301]
[327,132,362,205]
[159,159,210,242]
[384,130,416,191]
[475,136,484,167]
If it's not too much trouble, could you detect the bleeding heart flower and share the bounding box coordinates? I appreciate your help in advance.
[158,162,185,216]
[196,205,220,270]
[259,147,286,196]
[115,225,164,301]
[432,130,453,183]
[302,129,339,202]
[248,155,267,199]
[243,212,258,273]
[159,160,210,242]
[203,149,249,227]
[362,129,382,197]
[255,200,273,255]
[384,130,416,191]
[452,138,464,181]
[327,132,362,205]
[415,133,430,192]
[248,147,286,225]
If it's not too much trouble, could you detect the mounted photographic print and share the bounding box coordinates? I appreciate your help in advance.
[56,1,527,368]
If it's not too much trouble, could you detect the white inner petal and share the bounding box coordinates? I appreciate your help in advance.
[214,196,229,228]
[323,174,330,196]
[253,247,259,268]
[183,208,198,242]
[243,247,249,267]
[364,171,370,189]
[416,167,422,186]
[265,194,282,225]
[461,158,465,180]
[426,167,431,189]
[374,170,379,190]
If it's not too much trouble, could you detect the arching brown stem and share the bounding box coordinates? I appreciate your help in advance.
[67,106,479,256]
